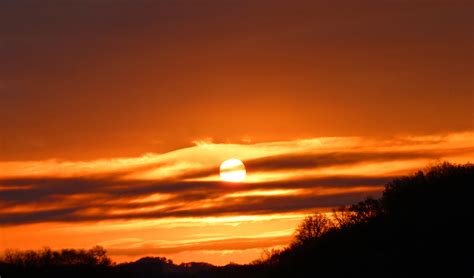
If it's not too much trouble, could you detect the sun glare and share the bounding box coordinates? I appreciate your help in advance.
[219,159,246,182]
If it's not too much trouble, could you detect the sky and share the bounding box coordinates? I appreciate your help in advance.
[0,0,473,265]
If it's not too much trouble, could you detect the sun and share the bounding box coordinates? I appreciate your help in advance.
[220,158,246,182]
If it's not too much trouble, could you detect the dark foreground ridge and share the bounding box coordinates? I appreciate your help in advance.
[1,163,472,277]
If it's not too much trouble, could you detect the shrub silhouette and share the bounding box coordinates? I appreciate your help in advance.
[0,246,112,277]
[3,246,111,267]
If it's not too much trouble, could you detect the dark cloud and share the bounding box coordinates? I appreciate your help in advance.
[0,207,81,226]
[0,172,388,225]
[0,189,379,225]
[173,148,474,180]
[0,175,390,205]
[245,149,473,172]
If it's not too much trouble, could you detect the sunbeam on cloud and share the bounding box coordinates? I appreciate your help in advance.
[1,131,474,264]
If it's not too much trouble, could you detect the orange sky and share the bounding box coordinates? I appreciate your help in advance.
[0,0,473,265]
[0,0,473,160]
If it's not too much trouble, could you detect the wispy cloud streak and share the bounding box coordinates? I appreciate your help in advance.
[1,131,473,226]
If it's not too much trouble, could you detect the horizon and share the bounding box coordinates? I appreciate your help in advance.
[1,0,473,267]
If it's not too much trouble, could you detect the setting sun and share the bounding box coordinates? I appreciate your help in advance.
[219,159,246,182]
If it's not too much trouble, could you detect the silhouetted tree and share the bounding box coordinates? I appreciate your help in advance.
[254,162,474,278]
[348,197,383,222]
[332,205,354,227]
[293,212,333,245]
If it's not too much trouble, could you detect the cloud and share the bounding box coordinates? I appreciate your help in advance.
[107,235,291,255]
[0,175,387,225]
[0,132,473,226]
[244,148,474,173]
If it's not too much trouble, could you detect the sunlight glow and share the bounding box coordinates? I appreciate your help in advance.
[220,158,246,182]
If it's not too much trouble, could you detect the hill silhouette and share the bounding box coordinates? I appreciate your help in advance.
[244,162,474,277]
[1,162,472,277]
